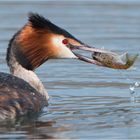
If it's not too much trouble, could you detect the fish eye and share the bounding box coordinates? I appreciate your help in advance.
[62,39,69,45]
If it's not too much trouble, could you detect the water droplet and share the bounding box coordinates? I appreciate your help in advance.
[135,82,139,87]
[130,86,135,93]
[129,82,139,102]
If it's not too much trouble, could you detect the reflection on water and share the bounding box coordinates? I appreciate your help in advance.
[0,0,140,139]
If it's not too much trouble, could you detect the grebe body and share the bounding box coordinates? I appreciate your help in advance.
[0,72,47,120]
[0,13,112,120]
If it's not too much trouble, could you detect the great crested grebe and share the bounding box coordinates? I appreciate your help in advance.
[0,13,115,120]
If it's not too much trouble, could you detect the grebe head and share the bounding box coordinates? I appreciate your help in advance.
[7,13,108,71]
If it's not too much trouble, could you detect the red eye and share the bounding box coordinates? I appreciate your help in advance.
[62,39,68,45]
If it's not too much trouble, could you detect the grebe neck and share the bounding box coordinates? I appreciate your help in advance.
[7,47,49,100]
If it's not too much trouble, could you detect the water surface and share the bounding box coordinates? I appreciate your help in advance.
[0,0,140,139]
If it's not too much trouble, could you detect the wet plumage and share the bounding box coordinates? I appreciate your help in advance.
[0,72,47,120]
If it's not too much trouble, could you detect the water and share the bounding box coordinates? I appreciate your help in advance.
[0,0,140,139]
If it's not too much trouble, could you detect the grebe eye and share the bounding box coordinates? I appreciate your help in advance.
[62,39,68,45]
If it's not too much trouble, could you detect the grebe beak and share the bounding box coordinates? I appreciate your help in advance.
[67,43,109,66]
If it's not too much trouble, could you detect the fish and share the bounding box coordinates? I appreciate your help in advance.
[92,51,138,69]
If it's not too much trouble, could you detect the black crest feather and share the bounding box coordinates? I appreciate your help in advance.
[28,13,62,33]
[28,13,82,42]
[28,13,51,29]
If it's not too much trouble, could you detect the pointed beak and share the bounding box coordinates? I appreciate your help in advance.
[68,43,109,67]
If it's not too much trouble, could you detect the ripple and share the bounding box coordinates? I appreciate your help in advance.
[0,0,140,139]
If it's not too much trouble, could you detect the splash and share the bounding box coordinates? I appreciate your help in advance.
[129,82,140,102]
